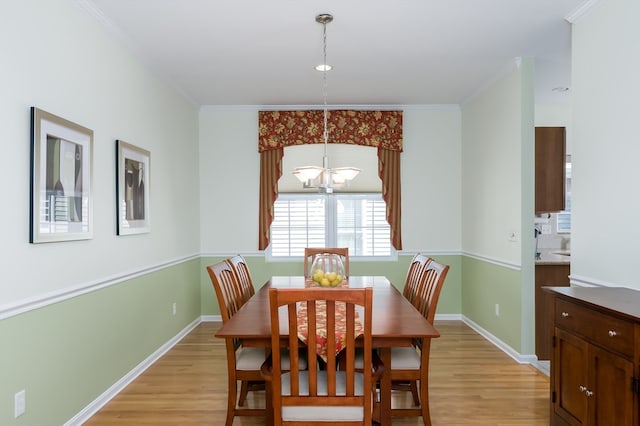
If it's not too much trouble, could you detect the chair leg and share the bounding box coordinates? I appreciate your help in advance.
[226,377,237,426]
[238,380,249,406]
[419,379,431,426]
[410,380,420,406]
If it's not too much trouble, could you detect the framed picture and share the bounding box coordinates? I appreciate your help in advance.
[116,140,150,235]
[30,107,93,243]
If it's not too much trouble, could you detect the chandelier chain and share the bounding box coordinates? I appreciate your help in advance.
[322,19,329,157]
[291,13,360,192]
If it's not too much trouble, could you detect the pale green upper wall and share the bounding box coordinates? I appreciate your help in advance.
[198,106,462,254]
[0,0,200,309]
[461,61,526,266]
[570,0,640,289]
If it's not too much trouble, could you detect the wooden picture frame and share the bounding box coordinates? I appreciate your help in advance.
[116,140,150,235]
[30,107,93,243]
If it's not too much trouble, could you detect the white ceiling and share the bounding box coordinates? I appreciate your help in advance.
[84,0,587,106]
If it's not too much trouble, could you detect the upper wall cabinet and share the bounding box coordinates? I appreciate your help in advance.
[535,127,566,214]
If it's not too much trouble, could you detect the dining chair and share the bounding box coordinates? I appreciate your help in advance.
[386,257,449,425]
[402,254,431,307]
[226,254,255,306]
[262,286,380,425]
[207,261,266,425]
[303,247,350,278]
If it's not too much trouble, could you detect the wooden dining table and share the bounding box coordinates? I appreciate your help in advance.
[214,275,440,426]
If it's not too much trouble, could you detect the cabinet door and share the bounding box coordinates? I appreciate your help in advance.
[535,126,566,213]
[588,345,635,426]
[554,328,588,425]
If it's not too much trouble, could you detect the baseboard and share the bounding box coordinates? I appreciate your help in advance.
[434,313,462,321]
[201,314,222,322]
[461,315,538,365]
[64,317,202,425]
[532,360,550,376]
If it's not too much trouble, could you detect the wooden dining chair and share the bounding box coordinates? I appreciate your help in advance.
[207,261,268,426]
[303,247,350,278]
[402,254,432,307]
[262,286,380,425]
[386,257,449,425]
[226,254,255,306]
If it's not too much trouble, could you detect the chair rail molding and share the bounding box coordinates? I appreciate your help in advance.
[0,253,200,321]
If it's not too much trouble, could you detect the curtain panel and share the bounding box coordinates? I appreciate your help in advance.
[258,110,403,250]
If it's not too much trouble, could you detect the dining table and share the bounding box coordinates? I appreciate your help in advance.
[214,275,440,426]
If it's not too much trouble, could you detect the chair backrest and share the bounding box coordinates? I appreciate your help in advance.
[268,286,373,425]
[303,247,350,278]
[206,261,243,324]
[402,254,431,306]
[414,259,450,324]
[226,254,255,305]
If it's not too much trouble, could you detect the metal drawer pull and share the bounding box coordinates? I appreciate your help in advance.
[585,390,594,397]
[561,312,569,318]
[608,330,617,337]
[579,385,586,392]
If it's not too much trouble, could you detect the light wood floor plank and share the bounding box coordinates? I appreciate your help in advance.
[85,320,549,425]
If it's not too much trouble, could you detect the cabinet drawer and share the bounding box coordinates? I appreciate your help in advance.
[555,299,635,357]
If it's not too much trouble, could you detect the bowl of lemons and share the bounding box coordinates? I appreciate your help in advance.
[310,254,345,287]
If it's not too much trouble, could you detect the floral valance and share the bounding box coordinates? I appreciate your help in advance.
[258,110,403,152]
[257,109,403,251]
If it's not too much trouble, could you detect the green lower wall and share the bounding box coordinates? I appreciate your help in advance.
[2,253,530,425]
[200,254,462,317]
[0,258,201,426]
[461,255,522,352]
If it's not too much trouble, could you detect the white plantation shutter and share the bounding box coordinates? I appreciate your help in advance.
[270,194,392,258]
[271,197,326,257]
[335,195,391,256]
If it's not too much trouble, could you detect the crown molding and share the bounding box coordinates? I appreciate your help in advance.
[565,0,603,24]
[199,104,460,113]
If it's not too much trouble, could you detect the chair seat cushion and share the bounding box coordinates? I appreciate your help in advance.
[237,347,307,370]
[280,371,364,421]
[390,346,421,369]
[354,347,420,370]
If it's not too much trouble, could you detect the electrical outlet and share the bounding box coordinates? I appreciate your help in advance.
[172,302,177,316]
[14,390,25,418]
[508,231,518,242]
[541,224,552,234]
[495,304,500,317]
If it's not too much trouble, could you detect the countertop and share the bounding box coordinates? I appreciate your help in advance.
[535,249,570,265]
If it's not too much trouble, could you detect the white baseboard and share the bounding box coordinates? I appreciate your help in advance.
[65,317,202,426]
[532,360,550,376]
[201,314,222,322]
[461,315,538,366]
[434,313,462,321]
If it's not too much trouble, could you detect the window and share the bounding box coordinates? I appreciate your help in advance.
[269,193,393,259]
[557,156,571,233]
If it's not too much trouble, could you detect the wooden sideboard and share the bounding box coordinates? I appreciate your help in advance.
[544,286,640,425]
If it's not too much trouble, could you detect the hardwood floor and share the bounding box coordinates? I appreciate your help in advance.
[85,321,550,425]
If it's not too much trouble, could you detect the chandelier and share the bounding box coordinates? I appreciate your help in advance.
[292,13,361,193]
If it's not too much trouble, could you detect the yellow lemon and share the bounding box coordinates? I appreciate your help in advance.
[326,272,337,282]
[335,274,343,284]
[320,278,330,287]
